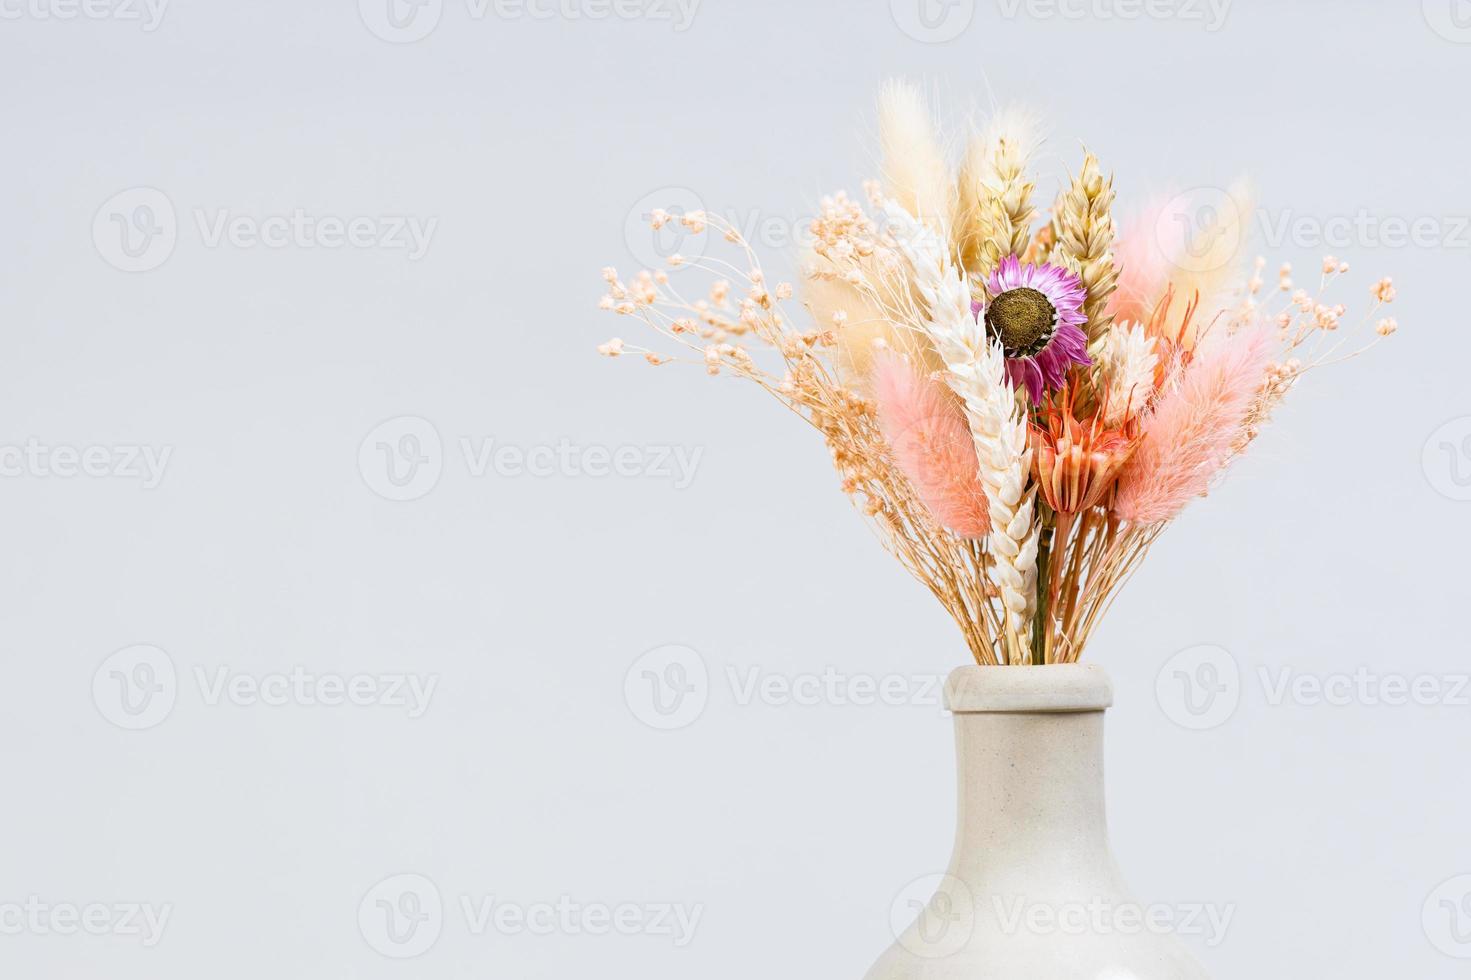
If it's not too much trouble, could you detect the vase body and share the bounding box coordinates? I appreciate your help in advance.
[864,664,1212,980]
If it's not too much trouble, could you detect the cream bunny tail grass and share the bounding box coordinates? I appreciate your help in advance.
[1155,179,1256,349]
[878,80,951,229]
[1050,151,1118,352]
[954,107,1039,280]
[884,202,1038,662]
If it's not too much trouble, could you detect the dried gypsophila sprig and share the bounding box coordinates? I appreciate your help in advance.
[597,207,1013,664]
[1228,256,1397,450]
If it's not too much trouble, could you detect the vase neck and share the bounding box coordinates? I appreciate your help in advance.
[942,666,1116,885]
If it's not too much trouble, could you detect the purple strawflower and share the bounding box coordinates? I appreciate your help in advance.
[971,255,1092,404]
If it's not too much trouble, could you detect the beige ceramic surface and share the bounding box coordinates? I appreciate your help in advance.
[864,664,1212,980]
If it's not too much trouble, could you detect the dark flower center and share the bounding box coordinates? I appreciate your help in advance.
[985,287,1057,358]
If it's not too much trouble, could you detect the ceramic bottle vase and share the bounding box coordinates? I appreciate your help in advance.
[864,664,1212,979]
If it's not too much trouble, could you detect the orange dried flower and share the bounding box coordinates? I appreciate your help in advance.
[1031,388,1138,515]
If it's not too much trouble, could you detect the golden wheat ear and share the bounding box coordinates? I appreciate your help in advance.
[954,107,1040,281]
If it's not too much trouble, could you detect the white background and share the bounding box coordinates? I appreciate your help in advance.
[1,0,1467,976]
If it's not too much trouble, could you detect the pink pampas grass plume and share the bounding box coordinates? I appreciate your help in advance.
[1114,329,1273,525]
[872,353,990,539]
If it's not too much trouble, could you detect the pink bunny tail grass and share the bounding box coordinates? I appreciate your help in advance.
[1107,201,1174,327]
[872,354,991,539]
[1114,329,1273,525]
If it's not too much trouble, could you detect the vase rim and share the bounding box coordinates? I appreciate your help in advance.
[944,663,1113,713]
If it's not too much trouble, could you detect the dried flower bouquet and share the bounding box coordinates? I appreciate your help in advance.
[597,82,1397,667]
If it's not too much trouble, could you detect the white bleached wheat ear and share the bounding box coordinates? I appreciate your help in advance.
[1097,321,1158,427]
[884,202,1038,662]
